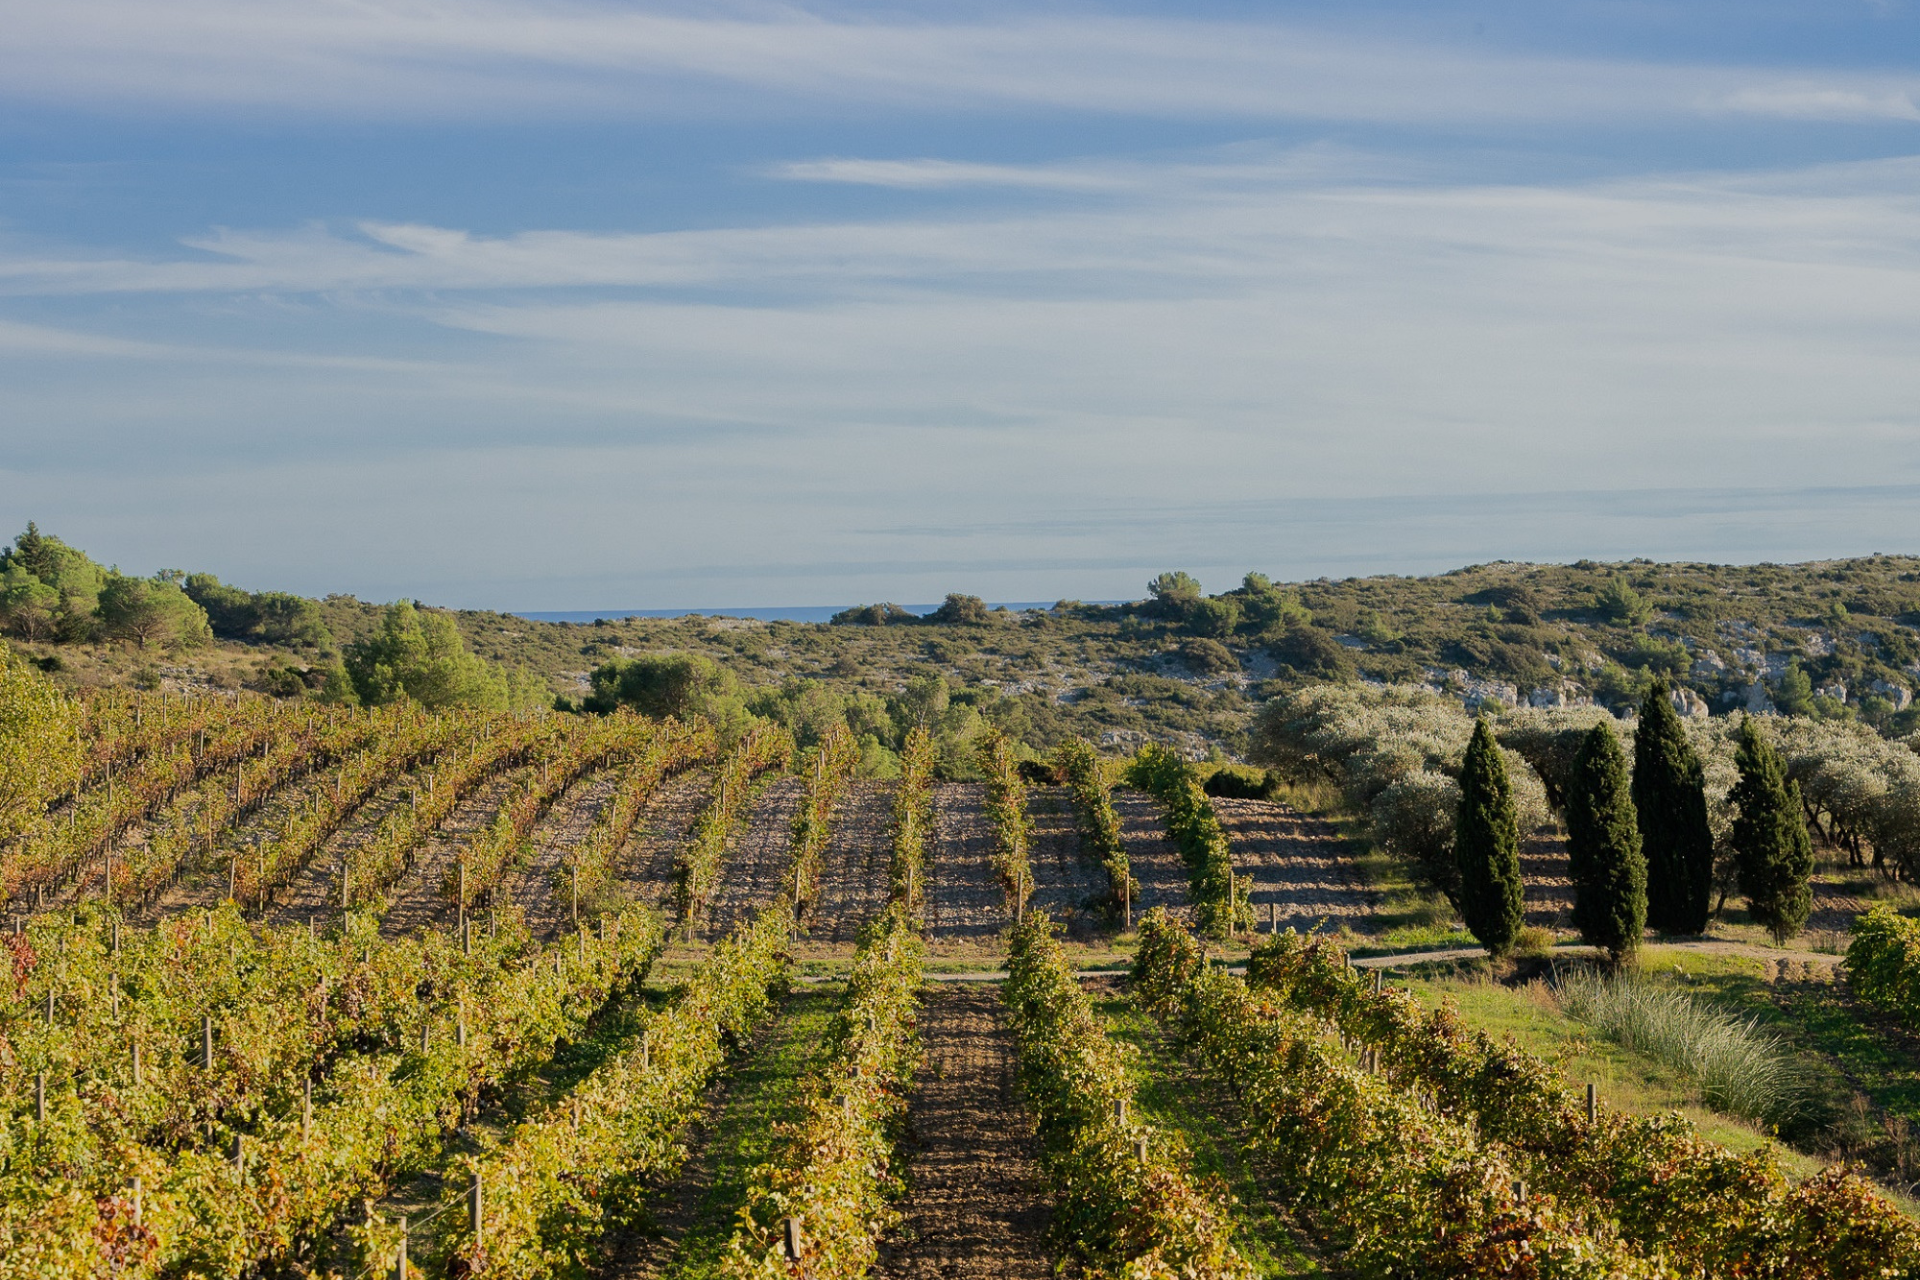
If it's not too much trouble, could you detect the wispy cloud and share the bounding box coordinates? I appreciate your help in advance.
[2,0,1918,131]
[8,144,1920,605]
[770,157,1127,191]
[1715,86,1920,121]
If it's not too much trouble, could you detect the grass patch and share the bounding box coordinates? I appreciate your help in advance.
[648,983,844,1279]
[1094,990,1321,1277]
[1387,968,1824,1175]
[1643,945,1920,1192]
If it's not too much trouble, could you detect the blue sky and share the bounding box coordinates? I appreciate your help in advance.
[3,1,1920,609]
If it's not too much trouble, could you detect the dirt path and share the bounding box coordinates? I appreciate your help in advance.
[703,777,804,940]
[1113,790,1191,923]
[376,770,525,939]
[624,770,716,912]
[1354,937,1845,973]
[806,781,894,945]
[503,768,623,939]
[873,984,1053,1279]
[1213,797,1373,935]
[926,784,1007,949]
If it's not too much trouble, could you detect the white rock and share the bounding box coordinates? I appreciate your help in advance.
[1669,687,1710,719]
[1870,679,1913,711]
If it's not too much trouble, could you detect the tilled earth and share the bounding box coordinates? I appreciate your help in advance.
[503,767,623,939]
[804,781,896,945]
[1212,797,1372,935]
[624,769,717,911]
[377,769,526,939]
[1520,834,1575,930]
[925,784,1010,949]
[262,768,441,927]
[1024,786,1116,938]
[1113,789,1192,925]
[703,777,804,939]
[873,984,1054,1280]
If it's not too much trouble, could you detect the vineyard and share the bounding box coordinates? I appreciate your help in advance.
[8,687,1920,1279]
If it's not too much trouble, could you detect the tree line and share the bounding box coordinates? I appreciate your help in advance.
[1457,682,1815,962]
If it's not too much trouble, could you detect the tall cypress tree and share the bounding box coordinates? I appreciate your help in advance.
[1633,684,1714,935]
[1731,718,1815,943]
[1566,721,1647,964]
[1456,719,1524,958]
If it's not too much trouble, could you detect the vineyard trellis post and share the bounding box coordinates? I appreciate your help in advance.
[1586,1082,1597,1123]
[34,1071,45,1123]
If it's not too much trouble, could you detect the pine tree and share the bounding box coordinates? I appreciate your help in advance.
[1455,719,1524,958]
[1566,721,1647,964]
[1632,684,1714,934]
[1731,718,1815,943]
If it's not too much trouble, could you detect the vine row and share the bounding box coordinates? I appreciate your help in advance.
[1051,738,1133,921]
[977,727,1033,919]
[1135,912,1667,1279]
[1123,746,1249,938]
[676,724,796,926]
[1003,915,1252,1279]
[1240,924,1920,1278]
[721,903,924,1279]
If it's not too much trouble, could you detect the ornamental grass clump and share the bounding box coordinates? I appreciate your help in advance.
[1553,968,1806,1127]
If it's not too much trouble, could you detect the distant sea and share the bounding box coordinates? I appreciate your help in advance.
[514,601,1092,624]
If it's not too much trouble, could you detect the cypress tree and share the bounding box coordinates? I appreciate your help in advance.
[1455,719,1524,958]
[1730,718,1814,943]
[1566,721,1647,964]
[1632,683,1714,935]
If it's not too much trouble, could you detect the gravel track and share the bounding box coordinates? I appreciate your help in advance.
[1213,797,1373,935]
[623,769,716,911]
[378,770,526,939]
[703,776,804,940]
[1024,786,1110,939]
[873,984,1053,1280]
[1113,789,1192,924]
[805,781,895,945]
[926,784,1008,946]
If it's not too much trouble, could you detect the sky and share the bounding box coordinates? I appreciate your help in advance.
[3,1,1920,610]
